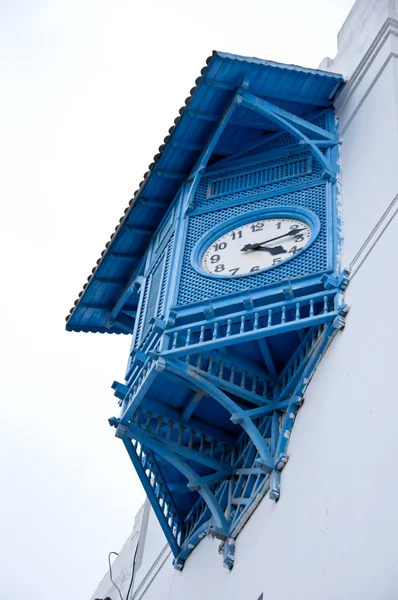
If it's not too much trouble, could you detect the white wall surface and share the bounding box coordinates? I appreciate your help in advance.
[92,1,398,598]
[320,0,398,77]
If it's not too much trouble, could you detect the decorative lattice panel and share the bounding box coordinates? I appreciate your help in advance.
[134,276,151,349]
[157,235,174,318]
[208,155,312,199]
[194,152,323,209]
[178,184,328,306]
[135,236,174,348]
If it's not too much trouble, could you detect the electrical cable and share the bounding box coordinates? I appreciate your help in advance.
[349,192,398,280]
[126,538,140,600]
[108,551,124,600]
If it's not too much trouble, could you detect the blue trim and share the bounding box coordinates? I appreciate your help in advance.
[328,109,342,274]
[190,207,321,280]
[187,177,328,217]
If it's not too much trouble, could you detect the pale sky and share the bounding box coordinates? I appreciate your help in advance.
[0,1,355,598]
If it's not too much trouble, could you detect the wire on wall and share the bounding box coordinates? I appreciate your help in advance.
[349,192,398,280]
[108,552,124,600]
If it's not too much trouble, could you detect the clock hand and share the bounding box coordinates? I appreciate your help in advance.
[254,245,287,255]
[241,227,306,251]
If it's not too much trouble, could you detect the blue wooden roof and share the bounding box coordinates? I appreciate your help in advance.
[66,51,343,333]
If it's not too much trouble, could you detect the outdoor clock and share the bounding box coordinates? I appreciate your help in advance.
[194,209,320,278]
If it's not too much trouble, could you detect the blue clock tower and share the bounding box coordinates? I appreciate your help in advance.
[67,52,346,570]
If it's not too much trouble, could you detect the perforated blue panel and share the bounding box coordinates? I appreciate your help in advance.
[194,152,321,210]
[178,183,328,306]
[135,235,174,348]
[158,235,173,318]
[209,155,312,198]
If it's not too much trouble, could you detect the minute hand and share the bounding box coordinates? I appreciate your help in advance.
[241,227,306,251]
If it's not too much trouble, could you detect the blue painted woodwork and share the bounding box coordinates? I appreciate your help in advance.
[66,53,343,333]
[66,52,347,570]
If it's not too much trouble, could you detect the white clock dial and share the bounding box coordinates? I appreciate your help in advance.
[202,218,312,277]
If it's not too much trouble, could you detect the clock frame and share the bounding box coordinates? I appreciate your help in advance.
[192,207,320,279]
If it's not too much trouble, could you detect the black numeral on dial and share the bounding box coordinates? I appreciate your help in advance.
[250,222,264,232]
[213,242,227,251]
[214,264,225,273]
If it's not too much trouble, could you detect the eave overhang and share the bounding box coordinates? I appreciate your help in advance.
[65,51,344,334]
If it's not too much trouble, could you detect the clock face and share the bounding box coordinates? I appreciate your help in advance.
[202,217,312,277]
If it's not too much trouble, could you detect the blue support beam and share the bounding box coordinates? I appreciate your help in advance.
[240,91,338,179]
[161,359,275,473]
[118,423,230,538]
[121,422,233,472]
[106,275,144,330]
[122,438,181,557]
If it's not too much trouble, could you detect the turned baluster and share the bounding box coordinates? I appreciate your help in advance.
[281,305,286,324]
[226,319,232,337]
[218,360,225,379]
[240,315,245,335]
[167,420,174,440]
[155,415,163,435]
[267,309,273,327]
[212,322,219,340]
[253,312,259,330]
[295,302,301,320]
[240,369,247,389]
[252,374,258,393]
[230,365,236,384]
[207,356,214,373]
[310,298,315,317]
[134,407,141,426]
[178,424,184,445]
[144,411,152,430]
[172,332,179,349]
[189,429,195,449]
[210,439,215,458]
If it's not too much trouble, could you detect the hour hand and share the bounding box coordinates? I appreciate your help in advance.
[241,243,287,255]
[255,245,287,255]
[241,243,259,251]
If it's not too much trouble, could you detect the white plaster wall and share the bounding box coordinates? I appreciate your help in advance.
[90,503,143,600]
[92,2,398,599]
[320,0,398,78]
